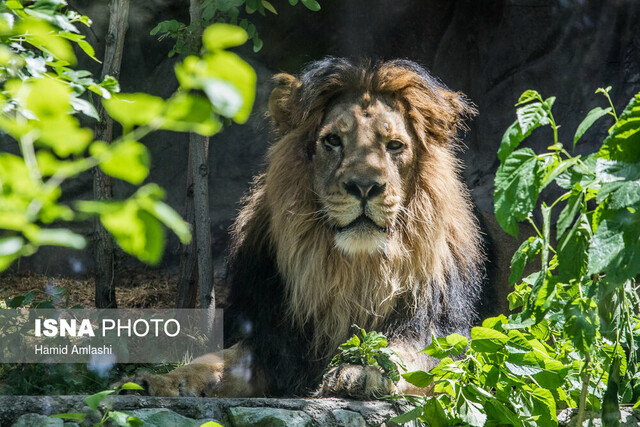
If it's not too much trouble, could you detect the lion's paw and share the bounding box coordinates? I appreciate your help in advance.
[318,364,394,399]
[113,363,223,397]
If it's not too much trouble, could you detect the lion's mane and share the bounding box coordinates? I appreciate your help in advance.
[224,58,484,395]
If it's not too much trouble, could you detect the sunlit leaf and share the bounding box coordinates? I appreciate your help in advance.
[92,140,150,185]
[103,93,165,128]
[202,23,248,51]
[573,106,611,149]
[494,148,541,237]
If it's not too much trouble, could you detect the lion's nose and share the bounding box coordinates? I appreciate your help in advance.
[343,179,386,200]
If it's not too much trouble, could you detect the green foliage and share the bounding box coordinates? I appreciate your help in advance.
[328,325,405,383]
[50,382,144,426]
[0,283,76,309]
[151,0,320,56]
[0,3,256,269]
[391,88,640,426]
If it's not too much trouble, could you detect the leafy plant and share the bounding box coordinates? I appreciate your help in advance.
[327,325,405,383]
[49,382,144,426]
[391,88,640,426]
[0,3,256,270]
[151,0,321,56]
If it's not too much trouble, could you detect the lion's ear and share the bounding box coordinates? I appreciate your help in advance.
[268,73,300,134]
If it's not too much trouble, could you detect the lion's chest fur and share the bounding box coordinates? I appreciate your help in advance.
[272,218,425,354]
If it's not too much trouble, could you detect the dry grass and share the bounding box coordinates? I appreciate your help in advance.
[0,269,177,308]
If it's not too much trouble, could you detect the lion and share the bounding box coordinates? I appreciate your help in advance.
[126,57,484,399]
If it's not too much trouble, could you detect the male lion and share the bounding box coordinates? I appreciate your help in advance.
[129,57,484,399]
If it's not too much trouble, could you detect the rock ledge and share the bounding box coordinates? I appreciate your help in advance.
[0,395,400,426]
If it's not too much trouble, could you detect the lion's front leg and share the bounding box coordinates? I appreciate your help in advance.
[318,341,434,399]
[318,364,395,399]
[116,342,256,397]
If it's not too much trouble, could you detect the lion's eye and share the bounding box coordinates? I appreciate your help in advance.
[386,140,404,152]
[322,134,342,151]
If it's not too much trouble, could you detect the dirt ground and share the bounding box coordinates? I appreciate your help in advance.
[0,269,178,308]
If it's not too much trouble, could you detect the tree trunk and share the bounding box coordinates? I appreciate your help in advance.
[93,0,129,308]
[177,0,215,311]
[176,151,197,308]
[190,133,214,310]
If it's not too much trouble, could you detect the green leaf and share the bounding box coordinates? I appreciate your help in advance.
[0,236,24,271]
[103,93,165,129]
[574,106,612,149]
[422,335,451,359]
[93,140,150,185]
[516,100,550,136]
[457,393,486,427]
[509,236,542,285]
[389,406,423,424]
[81,195,167,266]
[401,370,433,388]
[504,360,543,376]
[261,0,277,14]
[119,382,144,391]
[504,330,533,353]
[599,93,640,162]
[162,93,222,136]
[422,333,467,359]
[470,327,509,353]
[557,213,591,282]
[202,24,248,51]
[588,208,640,281]
[17,18,76,64]
[563,299,597,353]
[494,148,541,237]
[49,413,86,421]
[595,159,640,208]
[176,51,256,124]
[556,155,597,190]
[0,236,24,257]
[109,411,143,427]
[301,0,321,11]
[422,398,450,427]
[446,333,468,356]
[202,79,244,119]
[85,390,114,411]
[516,90,542,105]
[529,387,557,425]
[557,190,582,238]
[24,228,86,249]
[497,121,527,164]
[541,156,580,189]
[485,399,522,426]
[150,19,185,37]
[146,200,191,244]
[252,35,263,53]
[69,96,99,120]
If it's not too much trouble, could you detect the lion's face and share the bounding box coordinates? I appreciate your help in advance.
[312,96,415,255]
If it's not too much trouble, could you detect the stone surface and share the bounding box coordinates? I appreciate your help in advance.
[0,396,399,427]
[332,409,367,427]
[127,408,218,427]
[228,407,312,427]
[11,413,63,427]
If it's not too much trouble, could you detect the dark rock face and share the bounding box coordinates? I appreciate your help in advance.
[7,1,640,313]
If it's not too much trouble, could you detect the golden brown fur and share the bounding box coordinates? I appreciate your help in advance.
[120,58,484,399]
[231,58,481,356]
